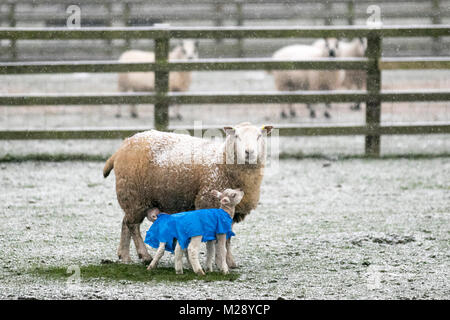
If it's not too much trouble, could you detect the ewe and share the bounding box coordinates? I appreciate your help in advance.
[103,122,273,267]
[272,38,341,119]
[116,40,199,119]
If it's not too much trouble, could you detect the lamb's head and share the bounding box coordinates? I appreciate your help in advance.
[211,188,245,218]
[172,40,199,60]
[223,122,273,165]
[313,38,340,57]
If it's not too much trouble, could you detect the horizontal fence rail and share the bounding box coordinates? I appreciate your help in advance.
[1,25,450,157]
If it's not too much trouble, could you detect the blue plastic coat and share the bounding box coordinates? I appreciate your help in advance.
[144,208,235,252]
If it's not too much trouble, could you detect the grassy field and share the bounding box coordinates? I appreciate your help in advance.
[0,158,448,299]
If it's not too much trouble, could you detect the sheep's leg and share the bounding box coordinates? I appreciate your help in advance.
[170,104,183,120]
[127,222,152,264]
[115,105,122,118]
[288,104,296,118]
[174,242,184,274]
[306,104,316,118]
[225,237,237,269]
[147,242,165,270]
[206,240,215,272]
[350,102,361,111]
[117,218,132,263]
[280,105,289,119]
[129,104,138,118]
[187,236,205,276]
[324,103,331,119]
[215,234,229,274]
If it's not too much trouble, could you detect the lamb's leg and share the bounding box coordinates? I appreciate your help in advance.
[174,242,184,274]
[187,236,205,276]
[215,234,229,274]
[127,222,152,264]
[117,218,132,263]
[147,242,165,270]
[225,237,237,269]
[206,240,215,272]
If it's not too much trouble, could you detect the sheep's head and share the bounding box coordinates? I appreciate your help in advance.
[313,38,340,57]
[224,122,273,165]
[178,40,199,60]
[211,188,245,217]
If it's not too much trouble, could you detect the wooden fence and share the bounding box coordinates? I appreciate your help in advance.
[1,0,450,60]
[0,25,449,157]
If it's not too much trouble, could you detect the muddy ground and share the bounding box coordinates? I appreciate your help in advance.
[0,158,448,299]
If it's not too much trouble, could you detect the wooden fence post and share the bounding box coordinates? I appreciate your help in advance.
[365,33,382,157]
[431,0,441,55]
[154,27,170,131]
[347,0,355,25]
[236,0,244,57]
[123,2,131,50]
[9,2,17,61]
[214,1,223,44]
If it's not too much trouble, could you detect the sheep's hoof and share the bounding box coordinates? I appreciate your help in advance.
[131,112,138,118]
[309,110,316,118]
[115,113,122,118]
[350,104,361,111]
[176,270,184,275]
[324,111,331,119]
[289,110,296,118]
[118,256,132,264]
[176,114,183,121]
[280,111,288,119]
[196,270,206,276]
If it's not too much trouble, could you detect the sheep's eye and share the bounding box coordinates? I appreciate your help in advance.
[235,135,239,140]
[232,194,236,198]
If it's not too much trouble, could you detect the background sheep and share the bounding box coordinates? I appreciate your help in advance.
[272,38,341,119]
[103,122,273,267]
[116,40,199,119]
[337,38,367,111]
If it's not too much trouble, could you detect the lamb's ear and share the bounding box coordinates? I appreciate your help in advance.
[224,126,235,135]
[262,125,273,135]
[211,190,222,199]
[220,197,230,206]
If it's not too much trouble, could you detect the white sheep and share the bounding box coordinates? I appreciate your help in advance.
[145,188,244,275]
[103,122,273,268]
[337,38,367,110]
[272,38,341,119]
[116,40,199,119]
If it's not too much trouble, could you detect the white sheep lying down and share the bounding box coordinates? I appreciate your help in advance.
[103,122,273,268]
[272,38,342,119]
[117,40,199,119]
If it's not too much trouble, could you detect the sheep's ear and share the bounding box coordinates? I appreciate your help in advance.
[211,190,222,199]
[262,125,273,135]
[224,126,235,135]
[220,197,230,205]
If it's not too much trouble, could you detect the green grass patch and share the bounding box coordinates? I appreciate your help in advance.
[30,262,240,283]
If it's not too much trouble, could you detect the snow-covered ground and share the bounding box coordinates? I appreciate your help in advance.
[0,159,448,299]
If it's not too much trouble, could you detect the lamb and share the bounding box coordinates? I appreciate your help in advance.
[145,188,244,275]
[271,38,342,119]
[337,38,367,111]
[116,40,199,119]
[103,122,273,267]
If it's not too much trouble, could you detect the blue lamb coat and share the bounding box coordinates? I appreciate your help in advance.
[144,208,235,252]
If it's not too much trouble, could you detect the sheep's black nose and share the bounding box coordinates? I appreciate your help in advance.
[329,49,336,57]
